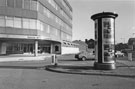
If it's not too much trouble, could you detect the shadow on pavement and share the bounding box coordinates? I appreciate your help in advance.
[46,64,135,79]
[55,65,94,70]
[58,59,78,61]
[58,59,94,62]
[0,65,45,70]
[116,62,135,68]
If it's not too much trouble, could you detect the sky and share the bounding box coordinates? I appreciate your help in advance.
[68,0,135,43]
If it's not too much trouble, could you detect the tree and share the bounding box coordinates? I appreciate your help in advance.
[115,43,128,51]
[85,39,95,48]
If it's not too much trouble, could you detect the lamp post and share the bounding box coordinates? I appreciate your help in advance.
[91,12,118,70]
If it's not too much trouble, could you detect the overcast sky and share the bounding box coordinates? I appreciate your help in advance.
[68,0,135,43]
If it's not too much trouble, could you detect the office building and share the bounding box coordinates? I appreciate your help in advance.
[0,0,72,55]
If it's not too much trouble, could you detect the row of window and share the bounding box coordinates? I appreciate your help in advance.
[0,0,72,32]
[59,0,72,16]
[47,0,58,10]
[61,31,72,41]
[37,0,74,41]
[0,16,58,35]
[38,2,72,31]
[47,0,72,20]
[0,0,38,11]
[60,8,72,24]
[0,0,72,25]
[40,0,72,25]
[0,15,72,41]
[62,41,78,48]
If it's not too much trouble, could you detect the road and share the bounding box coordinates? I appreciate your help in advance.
[0,54,135,89]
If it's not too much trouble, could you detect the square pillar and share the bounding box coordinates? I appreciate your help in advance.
[0,43,7,54]
[50,43,54,54]
[34,40,38,56]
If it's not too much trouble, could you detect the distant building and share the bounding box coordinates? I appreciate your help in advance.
[127,38,135,60]
[72,40,88,52]
[128,38,135,50]
[0,0,72,55]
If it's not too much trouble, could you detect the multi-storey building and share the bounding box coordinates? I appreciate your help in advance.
[0,0,72,55]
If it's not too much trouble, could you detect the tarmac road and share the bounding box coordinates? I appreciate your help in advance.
[0,54,135,89]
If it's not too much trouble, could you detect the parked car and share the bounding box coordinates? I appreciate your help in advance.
[75,51,95,61]
[115,51,124,57]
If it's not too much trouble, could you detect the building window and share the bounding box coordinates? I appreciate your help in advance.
[30,0,38,11]
[55,3,58,10]
[47,9,50,18]
[58,18,61,25]
[6,17,14,27]
[43,23,47,32]
[48,0,51,4]
[48,0,56,9]
[23,18,30,29]
[51,27,58,36]
[14,17,22,28]
[40,21,44,31]
[67,34,71,41]
[0,16,5,27]
[55,28,58,36]
[50,27,54,35]
[0,0,6,6]
[38,3,44,13]
[61,32,65,40]
[30,19,37,29]
[55,16,58,23]
[43,7,47,16]
[47,25,50,33]
[23,0,30,9]
[49,11,54,19]
[15,0,23,8]
[37,20,41,30]
[55,45,59,52]
[7,0,15,8]
[56,29,60,36]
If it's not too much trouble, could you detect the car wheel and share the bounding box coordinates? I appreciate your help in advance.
[81,56,86,61]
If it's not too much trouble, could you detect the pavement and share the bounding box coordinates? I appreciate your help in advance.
[0,53,52,62]
[46,57,135,79]
[0,54,135,79]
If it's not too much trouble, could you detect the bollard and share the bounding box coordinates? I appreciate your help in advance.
[52,54,57,66]
[128,53,132,61]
